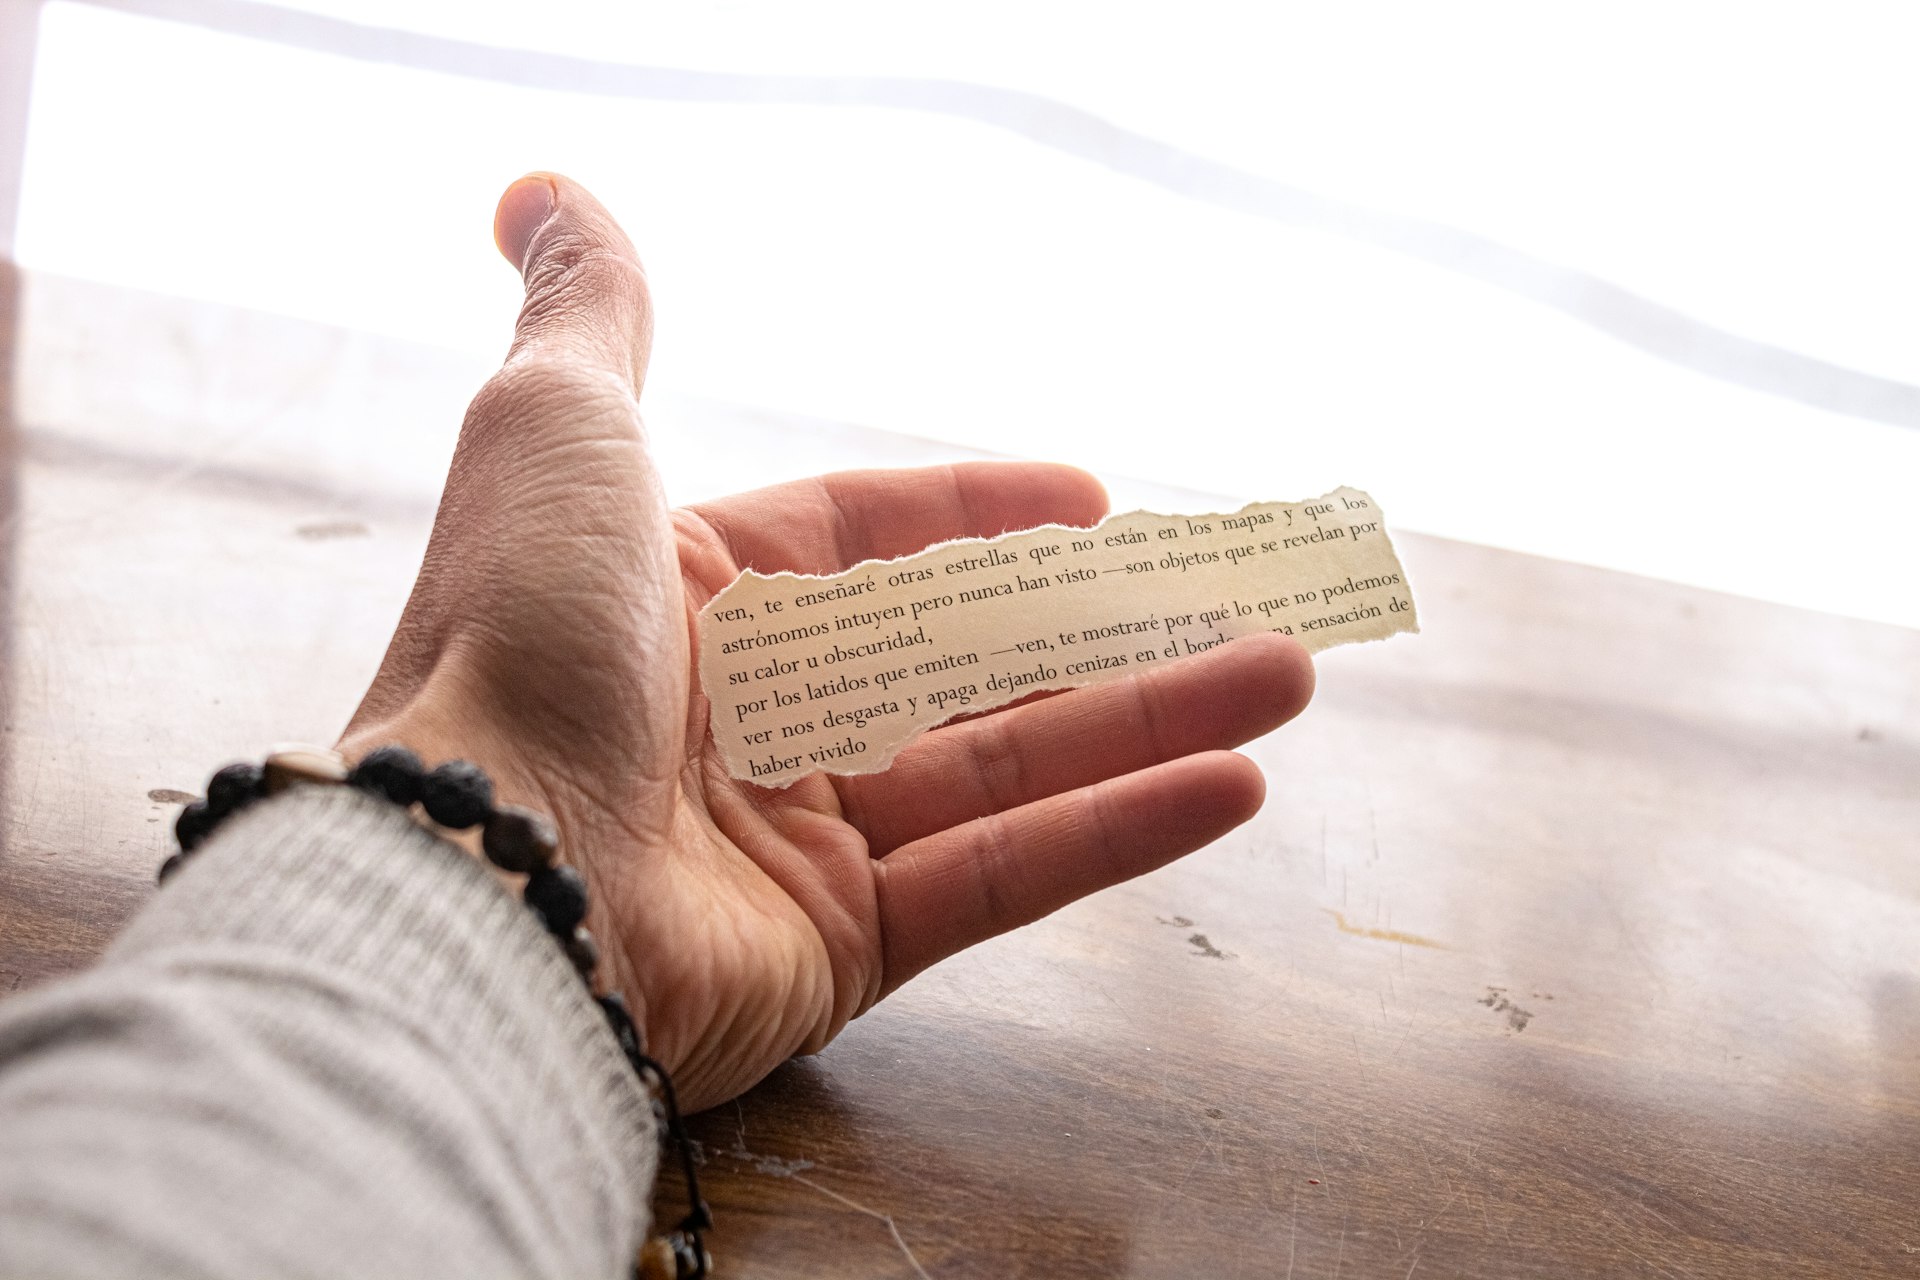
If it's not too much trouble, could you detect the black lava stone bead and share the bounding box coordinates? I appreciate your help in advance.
[350,745,427,807]
[420,760,493,829]
[525,865,588,935]
[174,799,216,852]
[205,762,265,819]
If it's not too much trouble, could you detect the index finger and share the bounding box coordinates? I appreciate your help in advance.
[685,461,1109,578]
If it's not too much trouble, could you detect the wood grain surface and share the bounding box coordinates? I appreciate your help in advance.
[2,272,1916,1278]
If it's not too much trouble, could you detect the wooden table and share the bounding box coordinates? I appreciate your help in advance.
[3,269,1916,1278]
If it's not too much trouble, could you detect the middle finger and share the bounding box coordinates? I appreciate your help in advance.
[835,632,1313,854]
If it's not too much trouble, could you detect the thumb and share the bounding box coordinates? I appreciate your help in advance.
[493,173,653,393]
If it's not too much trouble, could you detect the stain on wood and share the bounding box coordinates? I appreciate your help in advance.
[1321,907,1448,949]
[1477,986,1534,1031]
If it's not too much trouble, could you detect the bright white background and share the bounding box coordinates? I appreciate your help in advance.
[16,0,1920,626]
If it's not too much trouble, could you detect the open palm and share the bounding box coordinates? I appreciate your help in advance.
[342,174,1314,1112]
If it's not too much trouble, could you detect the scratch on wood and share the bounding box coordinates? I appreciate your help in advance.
[724,1100,814,1176]
[1322,908,1447,950]
[789,1174,931,1280]
[1418,1183,1464,1229]
[726,1102,927,1278]
[1285,1185,1299,1280]
[1593,1203,1696,1279]
[1595,879,1669,995]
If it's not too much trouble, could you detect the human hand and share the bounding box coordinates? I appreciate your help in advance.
[341,174,1315,1112]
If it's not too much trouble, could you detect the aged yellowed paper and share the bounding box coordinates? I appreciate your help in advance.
[698,486,1416,786]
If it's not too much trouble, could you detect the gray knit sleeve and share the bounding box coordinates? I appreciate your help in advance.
[0,784,658,1279]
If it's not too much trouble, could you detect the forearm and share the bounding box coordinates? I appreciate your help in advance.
[0,785,656,1279]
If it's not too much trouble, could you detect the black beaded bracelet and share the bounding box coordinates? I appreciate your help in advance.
[161,745,712,1280]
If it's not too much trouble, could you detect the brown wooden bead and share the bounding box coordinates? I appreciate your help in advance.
[261,745,349,795]
[482,804,559,873]
[635,1235,677,1280]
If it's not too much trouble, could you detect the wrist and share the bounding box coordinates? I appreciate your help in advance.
[337,719,649,1025]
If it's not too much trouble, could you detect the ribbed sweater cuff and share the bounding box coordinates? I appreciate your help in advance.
[107,783,658,1271]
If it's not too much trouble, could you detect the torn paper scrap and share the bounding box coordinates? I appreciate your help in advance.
[698,486,1417,787]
